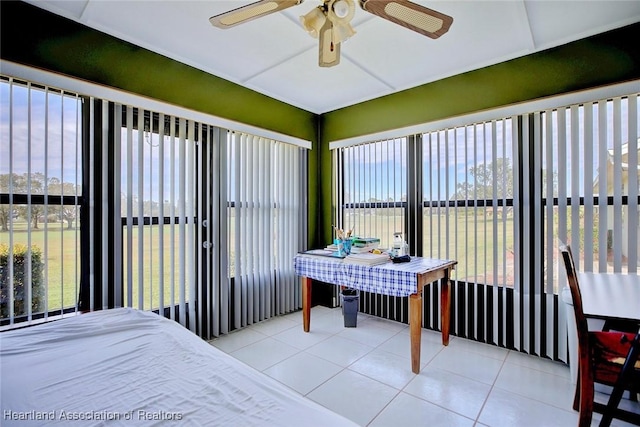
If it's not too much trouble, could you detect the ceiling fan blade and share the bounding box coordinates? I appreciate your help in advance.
[210,0,303,29]
[319,19,340,67]
[359,0,453,39]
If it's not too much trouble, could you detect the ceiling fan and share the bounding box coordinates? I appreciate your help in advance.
[209,0,453,68]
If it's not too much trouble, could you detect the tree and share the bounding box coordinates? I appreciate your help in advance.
[0,173,81,231]
[453,159,514,201]
[0,207,11,232]
[14,173,46,229]
[0,205,10,232]
[0,174,28,231]
[47,178,81,229]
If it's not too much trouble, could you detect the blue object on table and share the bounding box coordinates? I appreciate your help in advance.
[334,238,352,257]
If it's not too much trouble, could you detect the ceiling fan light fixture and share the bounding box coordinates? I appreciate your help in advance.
[332,22,356,44]
[327,0,355,22]
[300,6,326,38]
[332,0,350,18]
[327,0,356,43]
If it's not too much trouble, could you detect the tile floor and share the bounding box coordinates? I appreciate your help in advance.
[209,305,639,427]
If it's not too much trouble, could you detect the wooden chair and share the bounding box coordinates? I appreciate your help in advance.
[559,243,640,427]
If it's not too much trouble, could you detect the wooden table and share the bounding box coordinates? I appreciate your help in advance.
[576,272,640,323]
[294,254,457,374]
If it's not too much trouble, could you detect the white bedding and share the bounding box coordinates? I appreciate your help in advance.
[0,308,356,426]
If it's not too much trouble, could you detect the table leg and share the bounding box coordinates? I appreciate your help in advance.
[302,277,311,333]
[440,271,451,346]
[410,293,422,374]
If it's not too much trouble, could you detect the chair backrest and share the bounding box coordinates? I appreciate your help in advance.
[559,243,592,377]
[560,243,588,333]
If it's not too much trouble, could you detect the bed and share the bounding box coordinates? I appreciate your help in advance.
[0,308,357,426]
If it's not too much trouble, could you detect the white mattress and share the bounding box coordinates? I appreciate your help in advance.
[0,308,356,426]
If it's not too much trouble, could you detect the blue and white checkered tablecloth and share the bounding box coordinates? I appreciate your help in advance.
[294,254,456,297]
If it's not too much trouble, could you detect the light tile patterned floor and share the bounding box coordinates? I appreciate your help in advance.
[209,306,639,427]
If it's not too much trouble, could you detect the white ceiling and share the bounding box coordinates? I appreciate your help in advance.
[26,1,640,114]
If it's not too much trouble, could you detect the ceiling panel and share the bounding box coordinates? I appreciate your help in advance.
[246,48,393,113]
[524,0,640,49]
[24,0,640,114]
[345,1,535,92]
[80,1,316,83]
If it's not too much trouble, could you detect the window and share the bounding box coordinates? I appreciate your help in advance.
[0,76,83,326]
[334,138,407,251]
[332,91,639,360]
[423,120,515,288]
[542,97,640,290]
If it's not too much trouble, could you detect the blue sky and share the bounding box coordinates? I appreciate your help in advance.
[0,81,82,187]
[2,79,638,204]
[343,121,516,202]
[343,100,638,202]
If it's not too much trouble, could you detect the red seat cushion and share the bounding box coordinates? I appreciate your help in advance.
[590,331,638,385]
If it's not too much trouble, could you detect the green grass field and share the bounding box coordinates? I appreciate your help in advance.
[2,221,190,313]
[350,210,515,285]
[121,224,191,311]
[1,222,80,313]
[4,208,611,318]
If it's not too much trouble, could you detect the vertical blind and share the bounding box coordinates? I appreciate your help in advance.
[549,95,639,275]
[1,71,309,336]
[544,95,639,360]
[227,132,303,332]
[116,106,197,331]
[421,120,515,342]
[332,92,639,361]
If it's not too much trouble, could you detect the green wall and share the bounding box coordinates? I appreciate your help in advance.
[2,1,639,248]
